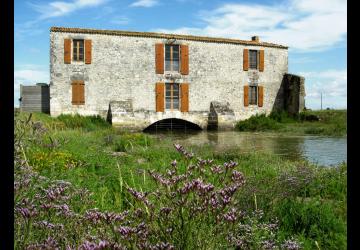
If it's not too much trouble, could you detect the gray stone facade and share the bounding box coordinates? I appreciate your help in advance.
[50,27,298,131]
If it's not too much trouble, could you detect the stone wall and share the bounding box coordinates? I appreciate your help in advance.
[50,30,288,130]
[282,74,306,115]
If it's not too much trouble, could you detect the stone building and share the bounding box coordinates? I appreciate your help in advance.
[50,27,305,131]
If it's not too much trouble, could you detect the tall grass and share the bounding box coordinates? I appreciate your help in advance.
[14,112,347,249]
[236,110,347,136]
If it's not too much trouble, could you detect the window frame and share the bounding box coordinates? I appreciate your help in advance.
[72,39,85,63]
[248,84,258,106]
[165,81,180,111]
[165,44,180,72]
[249,49,259,70]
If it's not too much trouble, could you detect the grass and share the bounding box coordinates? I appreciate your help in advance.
[15,112,347,249]
[236,110,347,136]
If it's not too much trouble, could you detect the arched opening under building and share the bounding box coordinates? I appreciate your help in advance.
[143,118,202,132]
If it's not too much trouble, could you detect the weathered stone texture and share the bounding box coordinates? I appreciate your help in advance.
[283,74,306,115]
[50,30,289,130]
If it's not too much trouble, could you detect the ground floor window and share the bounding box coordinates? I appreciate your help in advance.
[165,82,179,110]
[249,85,258,105]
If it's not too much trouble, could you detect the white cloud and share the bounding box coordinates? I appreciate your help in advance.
[153,0,346,51]
[130,0,158,8]
[14,65,49,107]
[29,0,108,20]
[299,69,347,109]
[110,16,130,25]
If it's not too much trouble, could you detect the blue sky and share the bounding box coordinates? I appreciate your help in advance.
[14,0,347,109]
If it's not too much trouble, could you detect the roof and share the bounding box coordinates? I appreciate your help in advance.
[50,27,288,49]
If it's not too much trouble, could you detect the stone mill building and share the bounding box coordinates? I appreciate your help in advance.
[49,27,305,131]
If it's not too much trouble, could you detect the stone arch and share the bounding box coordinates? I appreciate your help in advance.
[143,118,202,132]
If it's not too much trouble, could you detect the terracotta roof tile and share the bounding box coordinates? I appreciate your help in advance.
[50,27,288,49]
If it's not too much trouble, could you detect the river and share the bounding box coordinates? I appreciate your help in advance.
[148,131,347,167]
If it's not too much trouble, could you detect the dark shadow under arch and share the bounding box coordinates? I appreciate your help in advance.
[143,118,202,132]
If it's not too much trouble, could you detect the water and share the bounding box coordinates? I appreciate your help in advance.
[149,131,347,167]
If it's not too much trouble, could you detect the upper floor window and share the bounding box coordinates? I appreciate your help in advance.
[73,39,84,62]
[249,50,258,69]
[165,44,180,72]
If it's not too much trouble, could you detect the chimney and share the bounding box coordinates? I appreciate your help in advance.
[251,36,259,42]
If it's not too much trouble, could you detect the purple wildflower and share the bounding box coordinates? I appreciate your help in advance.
[223,208,238,222]
[84,209,104,224]
[16,205,38,219]
[174,144,194,159]
[210,165,223,174]
[231,170,245,184]
[261,240,277,249]
[117,226,135,239]
[281,239,302,250]
[126,187,152,207]
[224,160,238,169]
[103,211,128,223]
[160,207,172,216]
[151,242,175,250]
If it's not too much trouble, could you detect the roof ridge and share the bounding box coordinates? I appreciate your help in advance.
[50,27,288,49]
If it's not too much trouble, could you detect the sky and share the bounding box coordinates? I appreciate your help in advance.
[14,0,347,109]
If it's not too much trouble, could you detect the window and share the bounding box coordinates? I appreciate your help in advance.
[165,82,179,110]
[165,44,180,72]
[73,39,84,62]
[249,85,258,105]
[249,50,258,69]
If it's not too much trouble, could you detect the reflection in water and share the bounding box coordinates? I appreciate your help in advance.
[147,131,347,167]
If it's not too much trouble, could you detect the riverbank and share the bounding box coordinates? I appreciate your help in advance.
[236,110,347,136]
[15,112,346,249]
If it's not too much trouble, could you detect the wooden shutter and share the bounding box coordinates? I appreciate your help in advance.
[85,40,92,64]
[258,86,264,107]
[155,43,164,74]
[155,82,165,112]
[243,49,249,71]
[244,85,249,107]
[259,50,264,72]
[180,45,189,75]
[72,80,85,105]
[180,83,189,112]
[64,39,71,64]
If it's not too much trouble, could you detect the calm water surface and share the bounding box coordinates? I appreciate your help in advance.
[149,131,347,167]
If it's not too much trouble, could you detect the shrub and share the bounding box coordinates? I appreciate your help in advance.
[269,110,297,123]
[56,114,110,131]
[304,127,325,135]
[236,114,282,131]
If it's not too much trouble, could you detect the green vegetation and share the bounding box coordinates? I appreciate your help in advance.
[236,110,347,136]
[15,112,346,249]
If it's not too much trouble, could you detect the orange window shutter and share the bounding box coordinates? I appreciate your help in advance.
[72,82,78,104]
[259,50,264,72]
[64,39,71,64]
[243,49,249,71]
[85,40,92,64]
[72,80,85,105]
[258,86,264,107]
[155,82,165,112]
[155,43,164,74]
[180,45,189,75]
[78,81,85,104]
[244,85,249,107]
[180,83,189,112]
